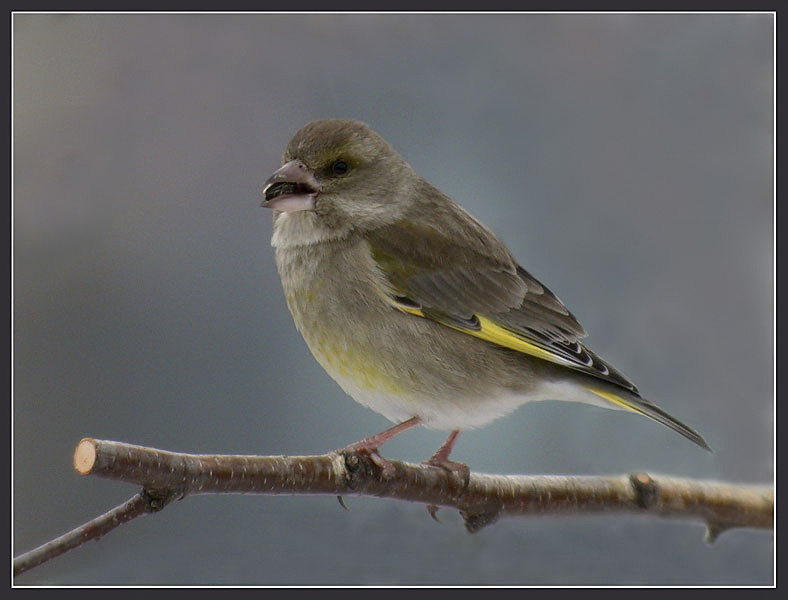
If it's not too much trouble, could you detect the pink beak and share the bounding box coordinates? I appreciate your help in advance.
[261,160,320,212]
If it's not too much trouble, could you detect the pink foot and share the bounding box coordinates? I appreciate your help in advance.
[422,456,471,482]
[338,417,422,478]
[421,430,470,484]
[343,446,397,478]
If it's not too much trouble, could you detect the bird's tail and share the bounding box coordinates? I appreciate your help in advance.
[586,386,712,452]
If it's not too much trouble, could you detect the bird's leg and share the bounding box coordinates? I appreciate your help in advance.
[342,416,423,452]
[339,416,422,477]
[421,430,469,521]
[423,430,470,482]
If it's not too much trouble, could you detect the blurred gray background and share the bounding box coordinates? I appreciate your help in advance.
[13,13,773,585]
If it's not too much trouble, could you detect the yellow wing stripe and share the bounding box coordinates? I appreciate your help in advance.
[395,303,575,369]
[585,386,640,413]
[473,315,576,366]
[395,303,426,317]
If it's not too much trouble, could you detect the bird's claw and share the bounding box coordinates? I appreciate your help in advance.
[367,450,397,478]
[339,445,397,479]
[422,458,471,487]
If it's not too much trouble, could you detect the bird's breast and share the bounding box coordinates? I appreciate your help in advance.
[274,235,411,396]
[270,224,542,429]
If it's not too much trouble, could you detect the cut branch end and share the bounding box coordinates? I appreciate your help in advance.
[73,438,98,475]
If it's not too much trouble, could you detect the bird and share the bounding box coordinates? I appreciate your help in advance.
[260,118,710,477]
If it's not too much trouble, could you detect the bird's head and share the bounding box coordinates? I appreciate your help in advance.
[262,119,418,235]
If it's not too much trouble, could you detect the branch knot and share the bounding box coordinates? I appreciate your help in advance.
[630,472,660,509]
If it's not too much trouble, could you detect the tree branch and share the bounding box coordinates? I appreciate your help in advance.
[13,489,177,577]
[13,437,773,578]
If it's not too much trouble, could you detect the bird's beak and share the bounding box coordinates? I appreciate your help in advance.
[261,160,319,212]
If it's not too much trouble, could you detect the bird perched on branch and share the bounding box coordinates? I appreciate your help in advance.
[261,118,710,477]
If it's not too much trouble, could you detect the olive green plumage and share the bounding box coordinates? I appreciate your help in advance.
[261,119,710,454]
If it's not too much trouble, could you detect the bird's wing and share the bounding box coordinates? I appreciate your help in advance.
[365,207,639,395]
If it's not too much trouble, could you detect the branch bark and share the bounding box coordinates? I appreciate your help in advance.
[13,437,773,578]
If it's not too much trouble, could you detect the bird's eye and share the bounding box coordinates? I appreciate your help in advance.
[331,160,349,176]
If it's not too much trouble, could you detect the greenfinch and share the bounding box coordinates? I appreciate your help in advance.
[261,119,709,474]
